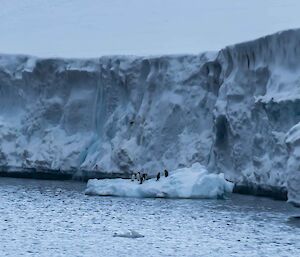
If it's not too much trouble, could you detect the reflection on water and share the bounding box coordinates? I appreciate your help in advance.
[0,177,299,257]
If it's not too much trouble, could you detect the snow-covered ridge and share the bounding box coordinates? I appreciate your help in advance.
[1,29,300,205]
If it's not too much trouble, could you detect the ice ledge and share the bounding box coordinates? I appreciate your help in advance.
[85,163,234,199]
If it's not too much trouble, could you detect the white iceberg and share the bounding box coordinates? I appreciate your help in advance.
[113,230,144,239]
[85,163,233,199]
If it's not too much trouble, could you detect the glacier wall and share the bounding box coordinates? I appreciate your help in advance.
[1,29,300,204]
[0,54,217,177]
[212,29,300,195]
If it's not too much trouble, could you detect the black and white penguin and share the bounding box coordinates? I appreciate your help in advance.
[142,173,147,181]
[156,172,160,181]
[137,172,141,183]
[131,173,135,181]
[164,169,169,177]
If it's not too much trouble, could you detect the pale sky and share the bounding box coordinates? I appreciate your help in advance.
[1,0,300,57]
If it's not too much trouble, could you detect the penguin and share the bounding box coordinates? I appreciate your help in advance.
[131,173,135,182]
[142,173,147,181]
[137,172,141,183]
[156,172,160,181]
[164,169,169,177]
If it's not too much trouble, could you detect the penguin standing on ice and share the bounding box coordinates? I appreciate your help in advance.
[137,172,141,183]
[142,173,147,181]
[156,172,160,181]
[131,173,135,182]
[139,171,144,184]
[164,169,169,177]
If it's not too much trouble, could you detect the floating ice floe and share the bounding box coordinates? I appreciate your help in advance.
[113,230,144,239]
[85,163,233,199]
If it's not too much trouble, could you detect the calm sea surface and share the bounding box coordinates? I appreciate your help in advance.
[0,178,299,257]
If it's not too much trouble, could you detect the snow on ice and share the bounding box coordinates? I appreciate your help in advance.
[85,163,233,199]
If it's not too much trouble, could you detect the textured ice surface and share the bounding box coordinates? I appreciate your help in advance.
[0,53,216,175]
[1,29,300,204]
[85,163,233,199]
[286,123,300,207]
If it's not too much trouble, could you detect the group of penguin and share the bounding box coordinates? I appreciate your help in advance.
[131,169,169,184]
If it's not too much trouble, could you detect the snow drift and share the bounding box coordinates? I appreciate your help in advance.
[85,163,233,199]
[1,29,300,205]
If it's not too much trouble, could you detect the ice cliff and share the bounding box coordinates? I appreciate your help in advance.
[1,29,300,205]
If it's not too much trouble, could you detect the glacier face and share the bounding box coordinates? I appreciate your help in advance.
[0,53,217,176]
[1,29,300,205]
[211,29,300,204]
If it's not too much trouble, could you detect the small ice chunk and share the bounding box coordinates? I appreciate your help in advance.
[113,230,144,239]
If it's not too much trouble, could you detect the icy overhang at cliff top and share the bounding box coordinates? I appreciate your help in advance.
[1,29,300,205]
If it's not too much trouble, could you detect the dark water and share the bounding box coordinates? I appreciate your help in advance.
[0,178,299,257]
